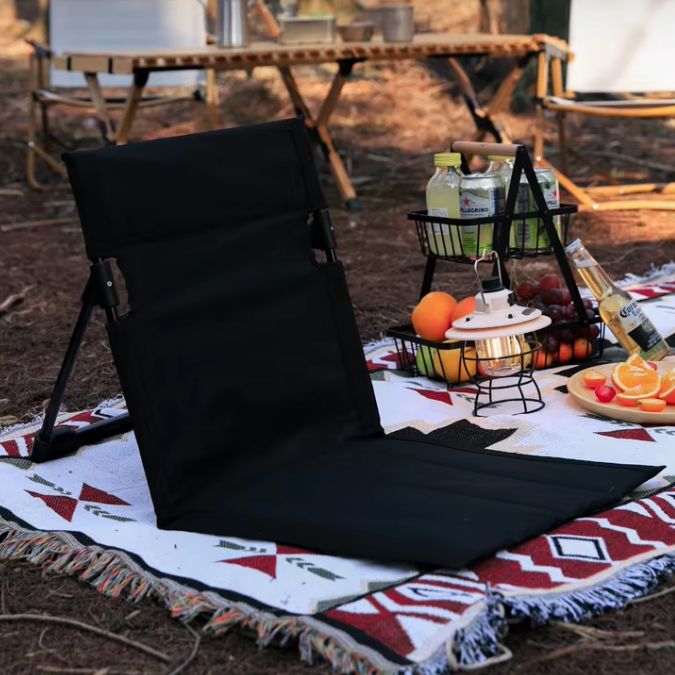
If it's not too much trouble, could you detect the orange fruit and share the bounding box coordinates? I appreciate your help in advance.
[663,369,675,383]
[451,296,476,324]
[583,370,606,389]
[611,362,661,393]
[411,292,457,341]
[432,340,477,383]
[558,342,573,364]
[658,380,675,405]
[573,338,592,360]
[534,349,553,370]
[637,398,667,413]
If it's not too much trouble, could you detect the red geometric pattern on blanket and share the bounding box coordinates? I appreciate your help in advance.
[471,491,675,589]
[25,482,130,522]
[326,490,675,660]
[326,575,487,657]
[26,491,78,521]
[224,555,278,578]
[409,389,453,405]
[0,410,100,459]
[220,544,315,578]
[79,483,130,505]
[595,428,655,442]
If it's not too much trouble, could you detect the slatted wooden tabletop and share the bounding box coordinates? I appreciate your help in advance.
[53,33,567,75]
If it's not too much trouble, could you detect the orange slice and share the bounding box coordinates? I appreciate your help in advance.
[663,369,675,383]
[658,380,675,405]
[626,354,652,371]
[583,371,606,389]
[614,382,662,406]
[637,398,667,413]
[611,362,661,392]
[616,393,638,407]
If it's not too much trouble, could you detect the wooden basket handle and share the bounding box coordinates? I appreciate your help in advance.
[450,141,521,158]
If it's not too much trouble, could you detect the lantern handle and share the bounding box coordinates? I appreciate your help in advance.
[473,250,503,307]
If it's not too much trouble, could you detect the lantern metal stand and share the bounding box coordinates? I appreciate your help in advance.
[448,252,551,416]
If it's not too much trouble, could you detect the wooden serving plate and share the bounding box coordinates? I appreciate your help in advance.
[568,358,675,425]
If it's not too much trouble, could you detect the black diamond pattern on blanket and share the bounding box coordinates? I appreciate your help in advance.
[390,419,517,451]
[547,534,610,563]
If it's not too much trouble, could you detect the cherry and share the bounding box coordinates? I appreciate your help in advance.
[595,385,616,403]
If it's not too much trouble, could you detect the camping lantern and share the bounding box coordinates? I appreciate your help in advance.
[445,251,551,414]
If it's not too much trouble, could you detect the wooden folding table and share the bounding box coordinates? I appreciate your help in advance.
[53,32,568,209]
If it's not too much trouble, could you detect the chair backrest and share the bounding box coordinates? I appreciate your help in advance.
[63,118,382,515]
[49,0,207,89]
[567,0,675,93]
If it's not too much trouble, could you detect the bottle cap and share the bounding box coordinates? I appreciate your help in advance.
[434,152,461,168]
[565,238,582,256]
[487,155,512,162]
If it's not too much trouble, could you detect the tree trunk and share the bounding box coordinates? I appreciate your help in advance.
[530,0,570,41]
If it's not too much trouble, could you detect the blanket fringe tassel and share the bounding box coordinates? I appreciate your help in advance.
[1,518,674,673]
[506,553,675,626]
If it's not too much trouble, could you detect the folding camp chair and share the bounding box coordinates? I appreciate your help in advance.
[30,118,660,567]
[27,0,212,189]
[535,0,675,211]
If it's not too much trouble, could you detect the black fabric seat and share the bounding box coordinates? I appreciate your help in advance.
[61,117,661,568]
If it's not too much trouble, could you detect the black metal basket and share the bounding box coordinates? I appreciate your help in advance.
[386,313,605,382]
[409,204,576,263]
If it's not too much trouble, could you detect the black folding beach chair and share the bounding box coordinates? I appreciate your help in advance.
[30,118,661,567]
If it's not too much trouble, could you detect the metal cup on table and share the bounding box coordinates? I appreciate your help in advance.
[380,4,415,43]
[216,0,250,47]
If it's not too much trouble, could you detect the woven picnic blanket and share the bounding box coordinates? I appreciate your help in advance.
[1,289,674,673]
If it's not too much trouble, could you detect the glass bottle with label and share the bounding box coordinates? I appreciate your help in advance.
[528,167,562,251]
[566,239,669,361]
[425,152,462,256]
[485,155,513,184]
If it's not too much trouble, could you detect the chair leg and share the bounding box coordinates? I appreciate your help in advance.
[556,112,569,176]
[31,265,133,463]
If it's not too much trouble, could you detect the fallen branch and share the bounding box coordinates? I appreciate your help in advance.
[0,217,74,233]
[0,614,171,664]
[628,582,675,605]
[527,638,675,664]
[166,624,201,675]
[552,621,644,640]
[0,285,33,316]
[583,149,675,176]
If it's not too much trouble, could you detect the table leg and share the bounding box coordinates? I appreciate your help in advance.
[448,54,531,146]
[116,70,149,146]
[205,68,220,131]
[84,72,116,144]
[278,63,360,210]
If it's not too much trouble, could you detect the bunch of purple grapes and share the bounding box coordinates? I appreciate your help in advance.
[515,273,600,358]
